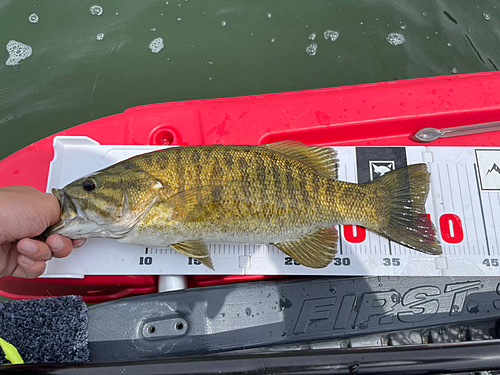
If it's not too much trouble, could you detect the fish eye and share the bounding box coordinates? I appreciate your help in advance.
[82,178,97,192]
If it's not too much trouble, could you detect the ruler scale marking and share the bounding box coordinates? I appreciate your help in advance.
[457,163,470,256]
[463,163,477,256]
[446,163,455,212]
[474,164,491,257]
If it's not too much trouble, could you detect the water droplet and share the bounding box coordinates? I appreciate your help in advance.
[149,37,164,53]
[308,32,317,40]
[177,17,181,21]
[245,307,252,316]
[221,20,226,26]
[267,13,272,18]
[271,38,275,42]
[28,13,39,23]
[447,42,451,46]
[348,363,360,373]
[386,32,405,45]
[115,12,119,15]
[422,12,427,16]
[166,1,169,4]
[483,12,491,20]
[250,33,254,36]
[305,42,317,56]
[400,25,407,29]
[452,67,458,73]
[208,61,213,64]
[161,13,163,16]
[5,40,32,66]
[208,77,212,81]
[90,5,103,16]
[324,30,339,41]
[151,27,156,31]
[96,33,104,41]
[178,3,181,6]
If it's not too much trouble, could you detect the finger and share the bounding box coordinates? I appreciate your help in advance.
[45,234,74,259]
[17,238,52,261]
[13,255,46,278]
[72,239,86,249]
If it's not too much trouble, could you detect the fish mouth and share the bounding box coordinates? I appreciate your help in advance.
[54,188,82,220]
[44,188,84,238]
[52,188,62,204]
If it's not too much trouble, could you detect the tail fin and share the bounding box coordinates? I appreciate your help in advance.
[369,163,442,255]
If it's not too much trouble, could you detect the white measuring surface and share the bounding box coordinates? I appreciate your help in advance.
[43,136,500,277]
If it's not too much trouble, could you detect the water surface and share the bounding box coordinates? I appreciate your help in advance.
[1,0,499,160]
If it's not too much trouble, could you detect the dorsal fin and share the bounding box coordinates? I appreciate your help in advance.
[263,141,338,179]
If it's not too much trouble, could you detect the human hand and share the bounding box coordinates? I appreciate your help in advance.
[0,186,85,278]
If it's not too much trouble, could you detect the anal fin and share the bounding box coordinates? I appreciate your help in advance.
[273,227,338,268]
[170,240,214,270]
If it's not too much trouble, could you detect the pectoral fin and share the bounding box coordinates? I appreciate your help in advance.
[170,239,214,270]
[159,185,224,222]
[273,227,338,268]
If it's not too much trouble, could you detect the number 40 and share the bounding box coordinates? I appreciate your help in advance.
[344,213,464,244]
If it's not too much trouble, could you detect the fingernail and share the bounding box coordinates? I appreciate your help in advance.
[21,240,38,254]
[50,236,65,252]
[73,239,86,248]
[20,255,35,265]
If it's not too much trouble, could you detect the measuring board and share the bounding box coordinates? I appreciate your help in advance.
[42,136,500,277]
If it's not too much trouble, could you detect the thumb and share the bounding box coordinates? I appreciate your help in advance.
[42,191,62,227]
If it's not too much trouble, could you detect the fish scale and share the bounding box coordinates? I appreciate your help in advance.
[45,141,442,269]
[135,146,340,245]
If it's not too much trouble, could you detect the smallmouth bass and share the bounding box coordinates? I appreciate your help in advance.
[45,141,441,269]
